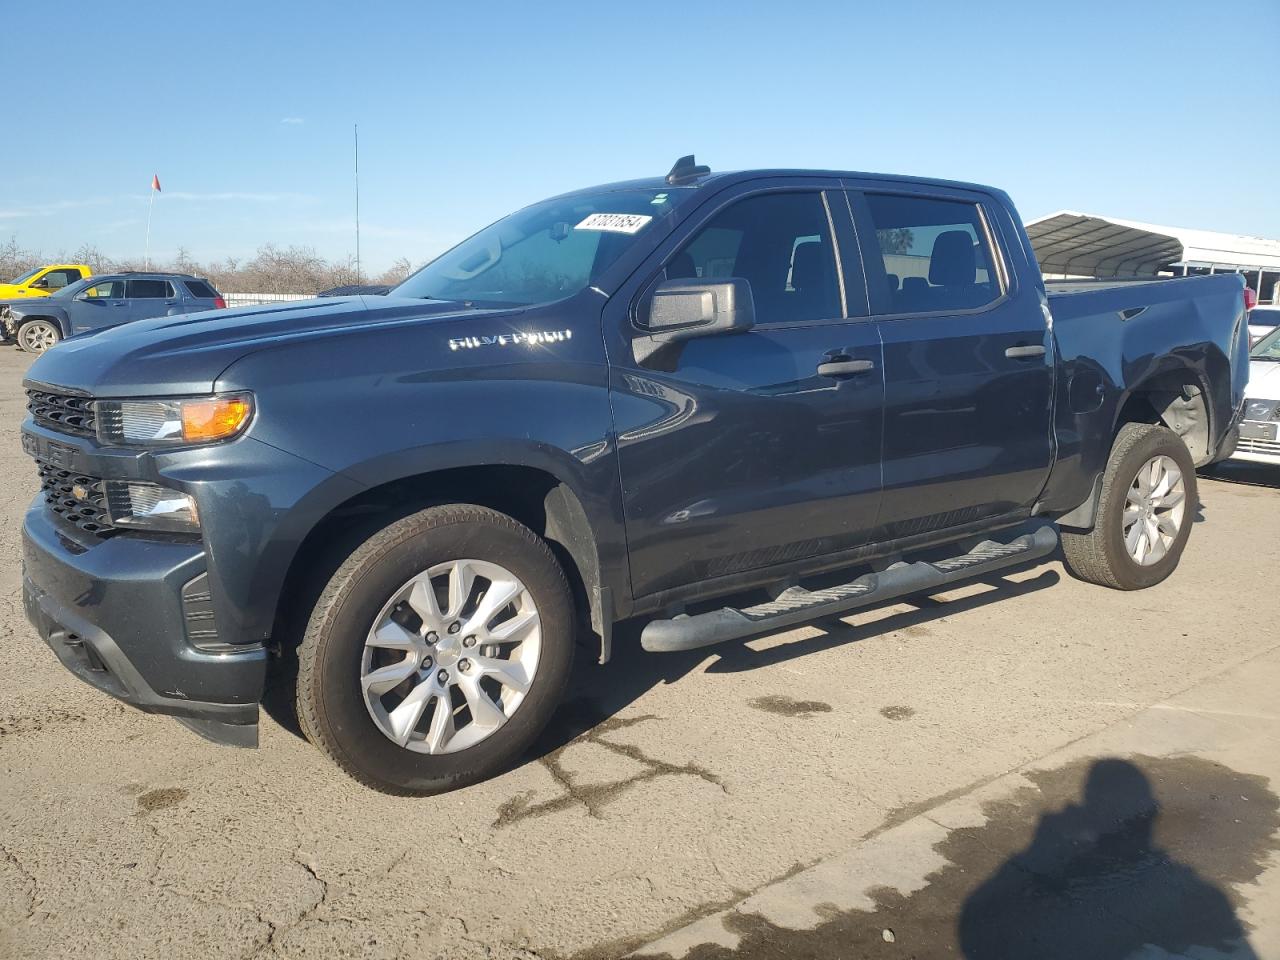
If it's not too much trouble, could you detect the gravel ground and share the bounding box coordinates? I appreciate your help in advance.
[0,343,1277,959]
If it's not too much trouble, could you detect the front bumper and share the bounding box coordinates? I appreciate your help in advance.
[22,501,268,746]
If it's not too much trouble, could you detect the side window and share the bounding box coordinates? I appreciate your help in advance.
[40,269,77,289]
[183,279,218,299]
[82,280,125,299]
[863,194,1002,314]
[127,279,173,299]
[668,192,841,324]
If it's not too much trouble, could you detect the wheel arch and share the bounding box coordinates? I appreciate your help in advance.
[274,461,612,664]
[1111,362,1214,466]
[16,313,67,337]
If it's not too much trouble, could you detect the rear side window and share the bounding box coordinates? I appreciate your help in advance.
[127,279,174,299]
[668,192,841,324]
[863,194,1002,314]
[183,279,218,299]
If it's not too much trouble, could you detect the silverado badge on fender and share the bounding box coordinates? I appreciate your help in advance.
[448,329,573,351]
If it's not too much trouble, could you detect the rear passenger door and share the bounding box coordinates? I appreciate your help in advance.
[125,278,177,323]
[844,184,1054,538]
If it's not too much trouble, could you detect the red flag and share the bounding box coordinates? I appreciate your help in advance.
[151,174,161,193]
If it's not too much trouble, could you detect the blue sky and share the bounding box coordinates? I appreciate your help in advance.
[5,0,1277,273]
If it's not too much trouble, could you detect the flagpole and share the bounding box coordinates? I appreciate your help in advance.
[145,188,156,269]
[354,123,361,284]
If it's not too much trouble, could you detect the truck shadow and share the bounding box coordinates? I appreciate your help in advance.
[1200,461,1280,490]
[529,563,1061,762]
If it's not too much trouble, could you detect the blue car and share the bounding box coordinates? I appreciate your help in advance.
[3,272,226,354]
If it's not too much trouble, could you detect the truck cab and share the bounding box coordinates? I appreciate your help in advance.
[0,264,92,300]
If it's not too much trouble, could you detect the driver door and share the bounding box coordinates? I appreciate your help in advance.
[607,180,885,600]
[68,280,127,334]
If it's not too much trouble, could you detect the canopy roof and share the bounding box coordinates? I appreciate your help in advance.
[1026,211,1280,278]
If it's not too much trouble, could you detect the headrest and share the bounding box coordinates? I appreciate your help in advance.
[902,276,929,294]
[929,230,977,286]
[885,273,899,292]
[791,242,825,291]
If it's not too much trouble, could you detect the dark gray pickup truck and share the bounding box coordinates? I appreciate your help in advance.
[19,158,1250,794]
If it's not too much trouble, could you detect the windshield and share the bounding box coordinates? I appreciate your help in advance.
[7,267,41,285]
[1252,324,1280,360]
[392,187,694,307]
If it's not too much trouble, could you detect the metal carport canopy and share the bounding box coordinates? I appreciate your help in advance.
[1026,211,1280,279]
[1025,211,1185,278]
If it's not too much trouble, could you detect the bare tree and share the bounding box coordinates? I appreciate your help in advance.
[0,237,408,295]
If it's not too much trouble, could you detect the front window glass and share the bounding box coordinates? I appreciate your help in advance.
[393,188,693,307]
[666,192,841,323]
[80,280,125,299]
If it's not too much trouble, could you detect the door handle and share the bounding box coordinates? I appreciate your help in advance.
[817,358,875,377]
[1005,344,1046,359]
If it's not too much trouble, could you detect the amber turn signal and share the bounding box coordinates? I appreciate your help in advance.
[181,396,253,442]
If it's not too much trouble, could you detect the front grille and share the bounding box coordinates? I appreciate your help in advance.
[26,388,98,438]
[34,459,116,537]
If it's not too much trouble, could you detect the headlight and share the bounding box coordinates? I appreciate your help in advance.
[96,394,253,446]
[106,481,200,532]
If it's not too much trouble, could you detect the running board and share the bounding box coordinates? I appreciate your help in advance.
[640,524,1059,653]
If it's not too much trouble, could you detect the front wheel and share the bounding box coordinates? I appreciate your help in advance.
[295,504,575,795]
[1061,422,1197,590]
[17,319,61,354]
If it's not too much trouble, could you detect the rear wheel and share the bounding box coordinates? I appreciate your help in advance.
[295,504,575,795]
[17,319,60,354]
[1061,422,1197,590]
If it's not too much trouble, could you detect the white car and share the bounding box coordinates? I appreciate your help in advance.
[1248,304,1280,346]
[1233,326,1280,466]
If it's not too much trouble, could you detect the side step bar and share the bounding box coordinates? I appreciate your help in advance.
[640,524,1059,653]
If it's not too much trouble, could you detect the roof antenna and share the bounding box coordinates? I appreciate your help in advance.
[666,154,710,185]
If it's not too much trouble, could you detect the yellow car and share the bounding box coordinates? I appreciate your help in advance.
[0,263,92,300]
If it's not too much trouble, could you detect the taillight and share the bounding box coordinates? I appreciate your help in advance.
[213,296,227,309]
[1244,287,1258,311]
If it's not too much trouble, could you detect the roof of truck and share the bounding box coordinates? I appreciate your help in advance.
[554,167,1006,201]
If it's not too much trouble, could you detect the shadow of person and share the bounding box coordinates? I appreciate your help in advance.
[959,758,1259,959]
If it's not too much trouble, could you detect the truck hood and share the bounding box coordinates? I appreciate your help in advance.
[1246,359,1280,401]
[23,295,518,397]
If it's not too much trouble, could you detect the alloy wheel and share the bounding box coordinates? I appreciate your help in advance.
[360,558,542,754]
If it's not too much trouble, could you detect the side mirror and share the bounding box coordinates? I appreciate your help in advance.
[30,278,48,289]
[643,277,754,338]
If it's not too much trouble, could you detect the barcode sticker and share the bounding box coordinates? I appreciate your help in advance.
[575,213,653,234]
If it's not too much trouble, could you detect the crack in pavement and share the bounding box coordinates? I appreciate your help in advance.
[493,711,726,828]
[0,844,38,920]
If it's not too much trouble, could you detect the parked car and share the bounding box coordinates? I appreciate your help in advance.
[1230,325,1280,466]
[3,272,226,354]
[1247,304,1280,346]
[0,263,92,301]
[18,158,1249,794]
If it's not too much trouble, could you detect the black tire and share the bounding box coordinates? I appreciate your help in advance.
[17,319,61,355]
[295,504,575,795]
[1061,422,1198,590]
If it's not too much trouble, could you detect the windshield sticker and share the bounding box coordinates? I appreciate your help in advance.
[575,213,653,234]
